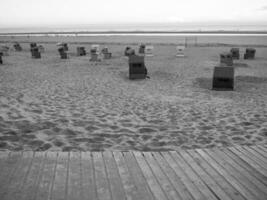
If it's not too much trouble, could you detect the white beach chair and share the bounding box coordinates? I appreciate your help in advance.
[145,45,154,57]
[91,44,100,54]
[176,46,185,57]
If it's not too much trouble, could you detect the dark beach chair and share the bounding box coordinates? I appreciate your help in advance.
[138,44,146,54]
[58,47,68,59]
[128,55,148,79]
[31,47,41,58]
[212,66,234,90]
[13,42,22,51]
[77,47,86,56]
[220,52,233,66]
[230,48,240,59]
[244,48,256,59]
[0,52,3,64]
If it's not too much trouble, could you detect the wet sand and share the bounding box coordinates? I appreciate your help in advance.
[0,37,267,151]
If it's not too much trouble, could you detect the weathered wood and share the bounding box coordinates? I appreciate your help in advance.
[92,152,112,200]
[134,151,169,200]
[51,152,69,200]
[188,149,246,200]
[211,148,267,198]
[80,152,97,200]
[123,151,155,200]
[196,149,257,200]
[162,151,206,200]
[67,152,83,200]
[206,148,266,200]
[102,151,126,200]
[222,148,267,186]
[229,147,267,176]
[21,151,46,200]
[35,152,58,200]
[113,151,141,200]
[180,150,232,200]
[3,151,34,200]
[0,146,266,200]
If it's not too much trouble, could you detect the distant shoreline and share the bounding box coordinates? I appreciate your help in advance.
[1,30,267,35]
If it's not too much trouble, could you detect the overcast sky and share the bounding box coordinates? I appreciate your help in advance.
[1,0,267,27]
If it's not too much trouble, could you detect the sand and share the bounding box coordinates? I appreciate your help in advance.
[0,36,267,151]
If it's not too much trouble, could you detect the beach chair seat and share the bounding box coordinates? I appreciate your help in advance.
[77,47,86,56]
[31,47,41,58]
[91,45,100,54]
[212,66,234,90]
[129,55,147,79]
[13,43,22,51]
[101,47,109,54]
[58,47,68,59]
[57,43,68,51]
[176,46,185,57]
[90,53,101,62]
[244,48,256,59]
[125,47,135,57]
[230,48,240,59]
[220,52,233,66]
[103,52,112,59]
[138,44,146,54]
[145,45,154,56]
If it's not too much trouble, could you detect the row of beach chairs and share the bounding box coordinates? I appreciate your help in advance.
[0,42,257,90]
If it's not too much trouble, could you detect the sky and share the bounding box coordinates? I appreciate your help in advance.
[0,0,267,28]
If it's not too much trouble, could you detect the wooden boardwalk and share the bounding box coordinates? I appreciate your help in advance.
[0,145,266,200]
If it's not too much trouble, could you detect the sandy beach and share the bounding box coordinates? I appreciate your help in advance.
[0,35,267,151]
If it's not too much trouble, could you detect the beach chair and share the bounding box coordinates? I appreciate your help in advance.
[176,46,185,57]
[220,52,233,66]
[0,52,3,64]
[124,47,135,57]
[38,45,45,53]
[77,47,86,56]
[212,66,234,90]
[57,43,68,51]
[91,44,100,54]
[58,47,68,59]
[138,44,146,54]
[0,45,9,56]
[31,47,41,59]
[13,42,22,51]
[129,55,147,79]
[90,53,101,62]
[230,48,240,59]
[244,48,256,59]
[145,45,154,57]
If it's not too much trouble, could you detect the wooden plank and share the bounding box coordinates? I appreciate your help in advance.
[20,151,46,200]
[81,152,97,200]
[35,152,58,200]
[113,151,141,200]
[152,152,194,200]
[206,148,266,200]
[188,149,246,200]
[67,152,83,200]
[170,151,217,200]
[135,151,175,200]
[219,148,267,192]
[3,151,34,200]
[251,146,267,159]
[51,152,69,200]
[229,147,267,176]
[180,150,232,200]
[143,152,184,200]
[103,151,126,200]
[0,151,22,196]
[92,152,112,200]
[123,151,155,200]
[196,149,258,200]
[240,146,267,166]
[161,151,206,200]
[222,148,267,186]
